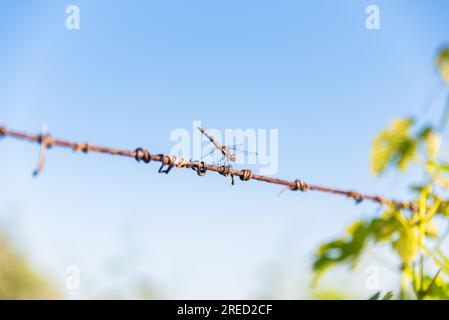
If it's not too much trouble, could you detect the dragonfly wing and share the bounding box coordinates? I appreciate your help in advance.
[229,146,258,155]
[201,148,216,160]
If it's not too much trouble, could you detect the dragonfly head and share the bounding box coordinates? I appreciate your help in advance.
[229,154,236,162]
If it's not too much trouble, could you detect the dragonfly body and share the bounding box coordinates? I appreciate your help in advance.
[197,127,236,163]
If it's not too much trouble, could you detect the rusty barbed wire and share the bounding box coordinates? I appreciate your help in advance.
[0,125,417,211]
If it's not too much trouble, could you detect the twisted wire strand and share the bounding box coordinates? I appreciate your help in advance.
[0,126,417,211]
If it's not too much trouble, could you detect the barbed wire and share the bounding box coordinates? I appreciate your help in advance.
[0,124,417,211]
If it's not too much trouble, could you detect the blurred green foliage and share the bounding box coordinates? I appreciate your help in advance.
[313,46,449,300]
[371,118,417,174]
[310,289,354,300]
[436,47,449,83]
[0,235,59,299]
[369,291,394,300]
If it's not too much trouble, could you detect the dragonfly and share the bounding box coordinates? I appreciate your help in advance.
[197,127,257,167]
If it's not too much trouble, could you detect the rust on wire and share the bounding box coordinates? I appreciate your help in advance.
[192,160,207,177]
[220,165,235,185]
[0,125,417,211]
[134,147,151,163]
[292,179,309,192]
[158,154,172,174]
[158,155,189,174]
[73,142,89,153]
[239,169,253,181]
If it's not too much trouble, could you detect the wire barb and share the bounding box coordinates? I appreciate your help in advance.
[73,142,89,153]
[171,156,188,168]
[220,165,235,185]
[158,155,173,174]
[33,133,53,176]
[134,148,151,163]
[240,169,252,181]
[347,191,364,204]
[292,179,309,191]
[278,179,309,196]
[192,160,207,176]
[158,155,189,173]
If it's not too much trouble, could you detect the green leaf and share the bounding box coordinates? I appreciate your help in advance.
[392,226,419,265]
[368,292,381,300]
[313,211,402,281]
[425,220,439,238]
[435,163,449,172]
[382,291,394,300]
[418,126,440,160]
[374,210,402,242]
[368,291,394,300]
[436,200,449,217]
[436,47,449,83]
[371,118,417,175]
[418,273,449,300]
[409,184,427,194]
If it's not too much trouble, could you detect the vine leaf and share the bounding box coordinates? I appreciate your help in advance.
[371,118,417,175]
[392,227,419,265]
[418,126,440,160]
[436,47,449,83]
[369,291,394,300]
[417,272,449,300]
[368,292,381,300]
[436,199,449,217]
[312,210,401,282]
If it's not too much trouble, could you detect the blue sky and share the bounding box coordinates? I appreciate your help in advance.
[1,1,449,298]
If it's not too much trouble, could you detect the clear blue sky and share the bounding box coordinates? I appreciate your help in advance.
[1,1,449,298]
